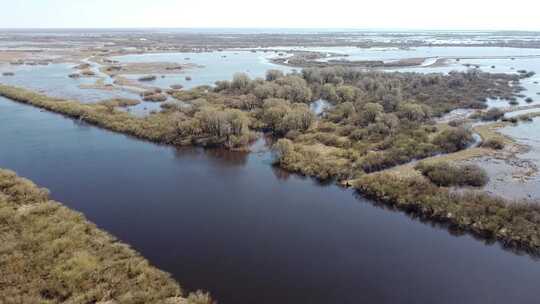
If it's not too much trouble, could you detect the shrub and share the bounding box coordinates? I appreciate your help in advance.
[231,73,251,91]
[138,75,157,82]
[260,98,314,134]
[266,69,284,81]
[80,69,95,76]
[74,63,91,69]
[415,161,489,187]
[253,82,280,100]
[432,127,474,153]
[503,117,519,123]
[448,119,467,127]
[275,75,313,103]
[481,138,505,150]
[397,102,431,122]
[480,108,504,121]
[99,98,141,107]
[143,93,167,102]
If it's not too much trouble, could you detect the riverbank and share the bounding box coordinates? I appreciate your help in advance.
[353,170,540,255]
[348,117,540,255]
[0,84,254,149]
[0,168,211,303]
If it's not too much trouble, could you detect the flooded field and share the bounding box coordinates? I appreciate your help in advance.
[484,118,540,199]
[0,63,140,102]
[299,46,540,62]
[112,50,293,89]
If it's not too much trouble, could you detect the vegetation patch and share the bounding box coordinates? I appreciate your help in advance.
[415,161,489,187]
[139,75,157,82]
[0,84,254,149]
[80,69,96,77]
[354,171,540,255]
[99,98,141,108]
[481,138,505,150]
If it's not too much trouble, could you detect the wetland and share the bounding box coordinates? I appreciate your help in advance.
[2,29,540,304]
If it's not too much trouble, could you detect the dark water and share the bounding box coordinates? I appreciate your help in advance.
[1,96,539,304]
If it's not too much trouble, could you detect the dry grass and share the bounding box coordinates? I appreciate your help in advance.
[378,120,521,179]
[474,122,513,144]
[0,169,213,304]
[0,84,253,149]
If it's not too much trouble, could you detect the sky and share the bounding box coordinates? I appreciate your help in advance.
[1,0,539,30]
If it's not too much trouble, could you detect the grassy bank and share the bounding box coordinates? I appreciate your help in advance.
[348,115,540,255]
[0,84,253,149]
[0,169,212,303]
[353,171,540,255]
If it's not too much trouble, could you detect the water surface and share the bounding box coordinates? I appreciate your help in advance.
[113,50,293,89]
[0,63,139,102]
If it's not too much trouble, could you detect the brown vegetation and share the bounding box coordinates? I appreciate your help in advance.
[80,69,96,77]
[0,84,254,149]
[99,98,141,108]
[481,138,506,150]
[139,75,158,82]
[415,161,489,187]
[0,168,212,304]
[354,172,540,255]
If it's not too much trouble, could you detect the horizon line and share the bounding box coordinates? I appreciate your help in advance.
[0,27,539,32]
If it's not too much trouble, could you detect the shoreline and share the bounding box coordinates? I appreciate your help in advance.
[0,168,212,303]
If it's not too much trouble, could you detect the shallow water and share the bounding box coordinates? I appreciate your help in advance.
[291,46,540,63]
[309,98,332,115]
[466,118,540,200]
[0,63,140,102]
[500,118,540,169]
[2,96,540,303]
[112,50,293,89]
